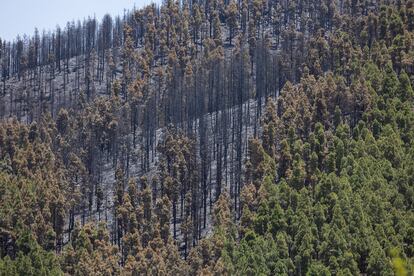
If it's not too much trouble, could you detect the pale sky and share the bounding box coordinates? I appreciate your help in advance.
[0,0,158,41]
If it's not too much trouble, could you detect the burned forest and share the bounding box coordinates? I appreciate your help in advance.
[1,0,414,275]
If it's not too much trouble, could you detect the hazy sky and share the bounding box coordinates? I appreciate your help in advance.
[0,0,157,41]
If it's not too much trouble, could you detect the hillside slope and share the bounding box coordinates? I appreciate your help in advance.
[1,0,414,275]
